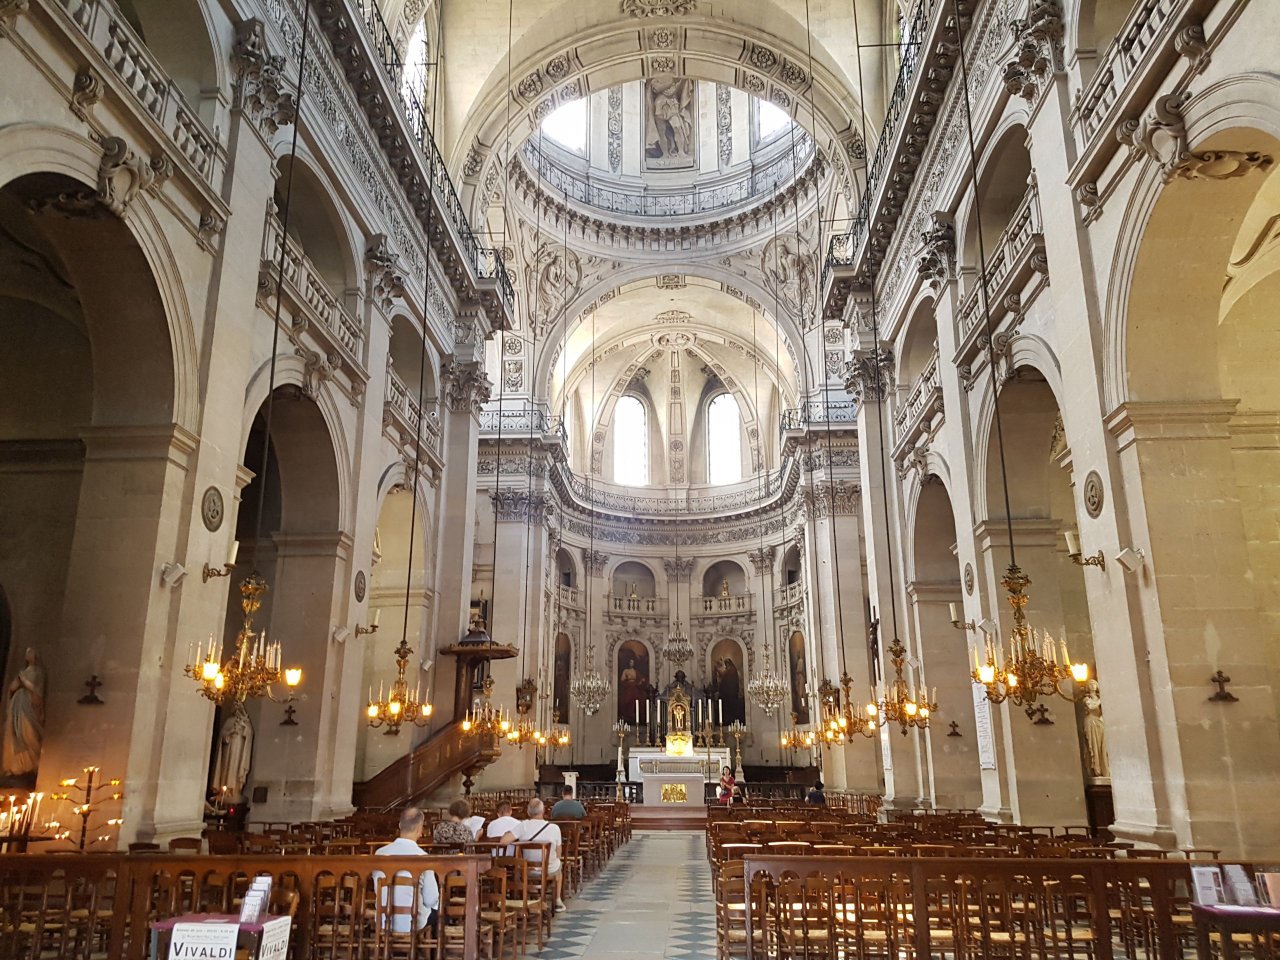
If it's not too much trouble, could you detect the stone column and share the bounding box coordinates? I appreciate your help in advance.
[428,357,489,721]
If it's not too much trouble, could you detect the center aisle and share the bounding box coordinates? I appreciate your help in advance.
[532,831,717,960]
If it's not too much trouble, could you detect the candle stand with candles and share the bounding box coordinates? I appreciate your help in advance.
[49,766,124,851]
[0,791,50,852]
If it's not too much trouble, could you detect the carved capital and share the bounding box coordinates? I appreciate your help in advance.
[491,489,548,522]
[583,549,610,576]
[804,481,860,519]
[441,355,492,416]
[746,545,777,574]
[843,345,894,403]
[915,211,955,288]
[232,18,296,137]
[1003,0,1063,102]
[662,556,695,581]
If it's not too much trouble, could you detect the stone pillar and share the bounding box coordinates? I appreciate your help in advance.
[428,357,489,721]
[908,581,982,809]
[1109,401,1280,856]
[975,520,1088,827]
[246,531,351,823]
[38,426,197,842]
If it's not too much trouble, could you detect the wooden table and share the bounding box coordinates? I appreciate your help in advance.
[1193,903,1280,958]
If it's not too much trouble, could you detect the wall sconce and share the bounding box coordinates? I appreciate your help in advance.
[202,540,239,583]
[1064,531,1105,570]
[948,602,977,632]
[355,608,381,636]
[1115,546,1146,573]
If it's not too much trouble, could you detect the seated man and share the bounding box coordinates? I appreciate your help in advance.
[806,779,826,806]
[550,785,586,820]
[518,798,566,910]
[485,801,521,854]
[373,807,440,932]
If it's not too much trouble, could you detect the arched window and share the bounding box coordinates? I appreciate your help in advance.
[543,98,588,154]
[401,19,429,107]
[613,396,648,485]
[707,394,743,484]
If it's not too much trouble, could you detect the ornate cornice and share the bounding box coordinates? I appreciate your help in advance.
[1002,0,1063,103]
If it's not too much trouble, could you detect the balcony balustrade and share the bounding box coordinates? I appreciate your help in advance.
[606,595,667,616]
[51,0,223,188]
[697,594,753,615]
[776,581,805,607]
[262,210,364,359]
[893,352,943,448]
[384,362,441,453]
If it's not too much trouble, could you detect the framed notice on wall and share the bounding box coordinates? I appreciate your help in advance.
[167,922,239,960]
[972,683,997,770]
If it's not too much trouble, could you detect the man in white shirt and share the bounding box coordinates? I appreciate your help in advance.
[484,801,521,854]
[518,798,565,910]
[373,807,440,932]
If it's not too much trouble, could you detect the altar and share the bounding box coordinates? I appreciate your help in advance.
[622,684,733,806]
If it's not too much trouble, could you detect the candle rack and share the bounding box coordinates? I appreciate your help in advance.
[49,766,124,851]
[0,791,49,853]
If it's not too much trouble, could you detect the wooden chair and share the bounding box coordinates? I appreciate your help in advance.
[372,872,440,960]
[478,866,517,960]
[168,837,202,854]
[440,873,493,960]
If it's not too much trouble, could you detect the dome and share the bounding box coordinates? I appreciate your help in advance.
[521,79,814,223]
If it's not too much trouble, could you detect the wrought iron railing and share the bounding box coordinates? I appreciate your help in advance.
[554,459,795,517]
[346,0,515,317]
[780,400,860,433]
[478,404,567,444]
[520,133,815,219]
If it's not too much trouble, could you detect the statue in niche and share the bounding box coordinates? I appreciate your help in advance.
[719,578,730,599]
[644,77,696,169]
[1082,679,1110,780]
[2,648,46,783]
[213,701,255,803]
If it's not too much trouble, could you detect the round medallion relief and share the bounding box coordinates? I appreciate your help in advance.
[201,486,224,532]
[354,570,367,603]
[1083,471,1105,519]
[963,563,975,596]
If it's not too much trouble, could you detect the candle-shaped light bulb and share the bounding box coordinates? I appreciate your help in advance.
[373,607,381,628]
[1064,530,1080,556]
[949,602,960,624]
[228,539,240,565]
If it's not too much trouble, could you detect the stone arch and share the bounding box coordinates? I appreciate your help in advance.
[895,291,940,389]
[116,0,226,125]
[271,150,362,299]
[0,124,198,428]
[610,559,659,598]
[955,120,1035,277]
[701,559,749,597]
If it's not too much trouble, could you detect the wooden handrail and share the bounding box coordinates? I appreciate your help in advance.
[352,720,501,811]
[0,852,489,960]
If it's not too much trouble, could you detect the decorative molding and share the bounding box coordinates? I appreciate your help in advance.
[716,83,732,168]
[69,65,104,120]
[803,481,860,518]
[197,208,227,254]
[96,137,170,218]
[607,85,623,173]
[492,489,549,522]
[201,486,225,532]
[1173,20,1209,75]
[296,345,336,399]
[0,0,28,39]
[1082,470,1105,519]
[1116,93,1273,184]
[621,0,697,17]
[232,18,296,137]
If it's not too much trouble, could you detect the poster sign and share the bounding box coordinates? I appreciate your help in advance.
[168,922,239,960]
[259,916,292,960]
[972,683,997,770]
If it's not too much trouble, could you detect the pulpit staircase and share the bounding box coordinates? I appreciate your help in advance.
[352,720,501,811]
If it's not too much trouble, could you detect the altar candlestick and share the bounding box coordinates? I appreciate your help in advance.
[697,700,702,726]
[718,699,723,725]
[645,700,650,725]
[635,701,639,725]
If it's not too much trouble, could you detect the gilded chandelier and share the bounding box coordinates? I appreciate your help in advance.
[462,676,512,737]
[747,642,788,717]
[875,636,936,735]
[366,638,432,734]
[972,564,1089,705]
[819,673,878,743]
[185,573,300,705]
[663,618,693,667]
[780,712,817,751]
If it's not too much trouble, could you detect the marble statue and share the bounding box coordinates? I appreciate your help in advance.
[3,648,46,779]
[213,701,255,802]
[1082,679,1110,780]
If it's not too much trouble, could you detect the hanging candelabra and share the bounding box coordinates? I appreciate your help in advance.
[366,638,433,734]
[747,641,788,717]
[185,573,301,704]
[462,676,512,737]
[663,616,693,668]
[570,643,609,716]
[780,712,817,751]
[874,636,936,736]
[972,564,1089,705]
[819,673,878,743]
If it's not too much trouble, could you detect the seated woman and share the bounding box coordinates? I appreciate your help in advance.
[432,799,477,846]
[717,765,735,805]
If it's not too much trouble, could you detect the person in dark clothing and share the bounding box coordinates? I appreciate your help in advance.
[806,780,826,805]
[550,785,587,820]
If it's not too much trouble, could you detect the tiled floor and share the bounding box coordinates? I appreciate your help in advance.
[531,831,717,959]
